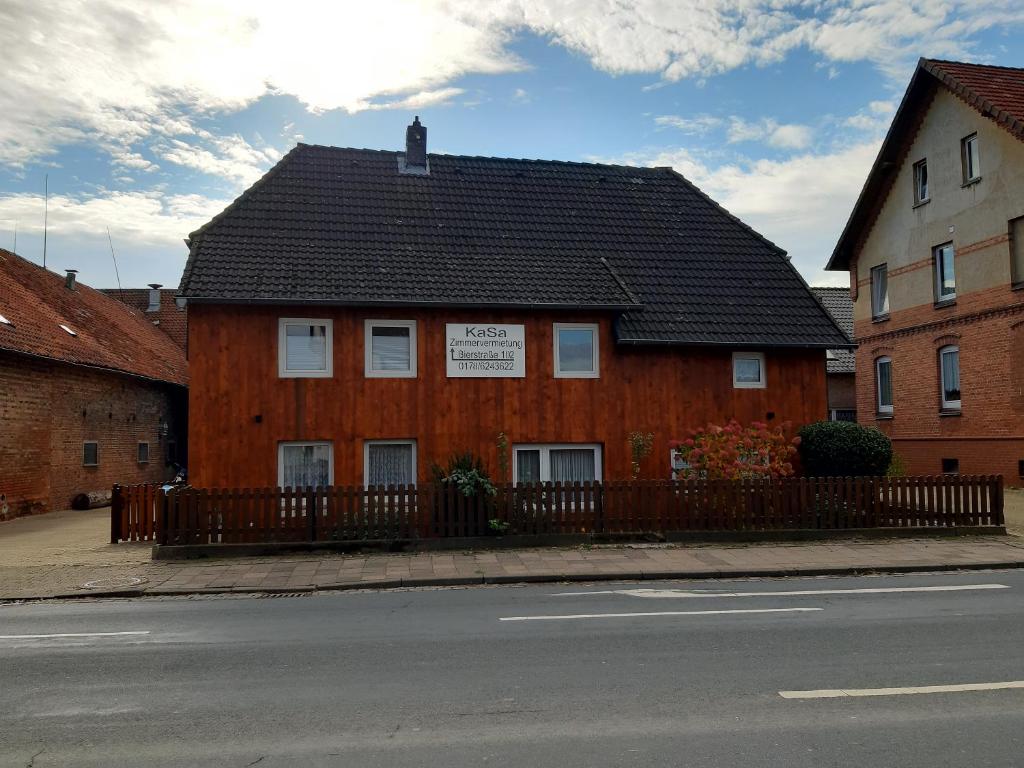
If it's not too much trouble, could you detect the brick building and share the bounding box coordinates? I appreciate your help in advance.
[828,59,1024,481]
[0,250,188,519]
[812,287,856,422]
[100,286,188,349]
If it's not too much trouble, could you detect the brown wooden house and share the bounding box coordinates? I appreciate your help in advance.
[178,118,849,489]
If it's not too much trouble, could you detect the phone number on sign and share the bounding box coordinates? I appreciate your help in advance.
[457,360,516,371]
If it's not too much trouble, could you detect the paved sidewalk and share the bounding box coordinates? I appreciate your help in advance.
[4,535,1024,600]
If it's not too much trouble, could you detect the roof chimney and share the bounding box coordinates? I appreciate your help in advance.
[400,116,428,175]
[64,269,78,290]
[147,283,162,312]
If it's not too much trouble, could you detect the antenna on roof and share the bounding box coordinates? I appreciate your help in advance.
[42,174,48,268]
[106,227,124,301]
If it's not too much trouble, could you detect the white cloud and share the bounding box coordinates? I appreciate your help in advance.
[153,133,281,187]
[512,87,531,104]
[3,0,1024,167]
[727,117,813,149]
[655,115,723,135]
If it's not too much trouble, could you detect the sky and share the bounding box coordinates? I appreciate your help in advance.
[1,1,1023,291]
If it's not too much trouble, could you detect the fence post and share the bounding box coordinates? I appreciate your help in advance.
[110,484,123,543]
[994,475,1005,526]
[307,487,317,542]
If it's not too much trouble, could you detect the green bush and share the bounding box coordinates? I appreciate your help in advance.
[431,452,497,497]
[797,421,893,477]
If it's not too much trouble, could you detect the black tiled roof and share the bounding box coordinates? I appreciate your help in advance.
[811,287,855,373]
[180,144,850,347]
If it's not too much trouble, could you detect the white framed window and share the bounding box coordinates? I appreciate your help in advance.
[939,345,961,411]
[137,441,150,464]
[732,351,766,389]
[278,318,332,378]
[871,263,889,318]
[83,441,99,467]
[364,440,417,487]
[513,444,602,484]
[553,323,599,378]
[876,356,893,415]
[934,243,956,302]
[961,133,980,183]
[364,320,417,378]
[830,409,857,423]
[913,159,929,204]
[278,442,333,489]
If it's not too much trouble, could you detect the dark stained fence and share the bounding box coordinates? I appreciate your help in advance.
[111,476,1005,545]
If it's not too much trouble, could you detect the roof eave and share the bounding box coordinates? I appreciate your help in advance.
[614,337,855,350]
[179,296,642,312]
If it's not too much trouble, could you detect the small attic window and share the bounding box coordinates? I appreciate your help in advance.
[0,313,11,325]
[60,324,77,336]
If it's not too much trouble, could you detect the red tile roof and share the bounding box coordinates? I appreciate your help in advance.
[99,288,188,350]
[923,59,1024,139]
[829,58,1024,271]
[0,249,187,385]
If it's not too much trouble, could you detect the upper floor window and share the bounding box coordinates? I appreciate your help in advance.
[137,442,150,464]
[870,264,889,318]
[365,320,417,378]
[876,356,893,415]
[553,323,599,378]
[1011,216,1024,288]
[83,441,99,467]
[279,441,333,489]
[961,133,980,184]
[933,243,956,302]
[279,318,332,378]
[913,159,929,204]
[939,345,961,411]
[732,351,766,389]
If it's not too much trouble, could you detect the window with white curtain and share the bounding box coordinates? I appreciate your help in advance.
[278,442,333,488]
[913,159,929,204]
[876,356,893,415]
[278,318,332,377]
[513,444,602,484]
[934,243,956,302]
[553,323,599,377]
[939,346,961,411]
[961,133,980,183]
[871,264,889,318]
[364,440,416,487]
[365,320,416,377]
[732,351,766,389]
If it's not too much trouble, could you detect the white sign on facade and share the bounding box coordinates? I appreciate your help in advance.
[446,323,526,378]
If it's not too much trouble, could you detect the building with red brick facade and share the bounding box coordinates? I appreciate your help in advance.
[828,59,1024,482]
[100,286,188,350]
[0,250,188,518]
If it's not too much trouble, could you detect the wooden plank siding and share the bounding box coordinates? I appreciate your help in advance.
[187,305,829,488]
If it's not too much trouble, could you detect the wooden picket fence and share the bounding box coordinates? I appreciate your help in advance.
[111,475,1004,545]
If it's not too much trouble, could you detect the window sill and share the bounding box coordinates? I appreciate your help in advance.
[912,198,931,210]
[939,409,962,417]
[875,413,894,420]
[961,176,982,188]
[933,298,956,309]
[871,313,890,324]
[1012,281,1024,292]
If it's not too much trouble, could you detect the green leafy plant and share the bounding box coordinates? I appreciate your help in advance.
[431,452,497,498]
[886,451,909,477]
[797,421,893,477]
[496,432,510,484]
[488,518,511,534]
[670,420,798,480]
[628,431,655,479]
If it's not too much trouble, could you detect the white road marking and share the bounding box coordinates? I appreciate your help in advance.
[0,631,150,640]
[549,584,1010,599]
[500,607,822,622]
[780,681,1024,699]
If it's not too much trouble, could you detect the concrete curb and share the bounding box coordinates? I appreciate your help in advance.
[4,560,1024,602]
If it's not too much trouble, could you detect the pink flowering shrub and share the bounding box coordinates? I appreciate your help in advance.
[670,420,799,480]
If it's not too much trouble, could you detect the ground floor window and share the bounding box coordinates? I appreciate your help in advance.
[278,442,333,489]
[137,441,150,464]
[364,440,416,487]
[829,409,857,422]
[83,441,99,467]
[513,444,602,484]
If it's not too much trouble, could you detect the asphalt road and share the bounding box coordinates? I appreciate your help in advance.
[2,570,1024,767]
